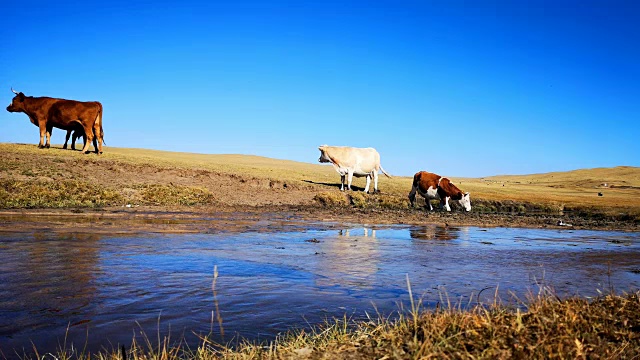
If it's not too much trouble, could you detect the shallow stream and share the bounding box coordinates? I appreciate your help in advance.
[1,219,639,354]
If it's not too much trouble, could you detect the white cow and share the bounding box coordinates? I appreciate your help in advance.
[318,145,391,193]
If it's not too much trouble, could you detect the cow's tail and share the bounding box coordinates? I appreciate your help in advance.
[408,172,420,207]
[97,103,106,145]
[379,165,392,178]
[412,172,420,188]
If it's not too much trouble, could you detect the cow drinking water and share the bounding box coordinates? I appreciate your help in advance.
[318,145,391,193]
[408,171,471,212]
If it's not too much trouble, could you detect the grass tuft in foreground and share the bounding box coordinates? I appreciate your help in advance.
[17,291,640,359]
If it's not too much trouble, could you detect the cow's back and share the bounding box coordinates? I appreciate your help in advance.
[324,146,377,164]
[437,178,463,200]
[414,171,440,193]
[48,100,101,129]
[320,145,385,177]
[25,97,62,124]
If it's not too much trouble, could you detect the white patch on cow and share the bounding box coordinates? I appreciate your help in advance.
[425,186,438,199]
[416,186,440,211]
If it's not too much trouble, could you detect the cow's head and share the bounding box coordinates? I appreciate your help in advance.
[459,192,471,212]
[318,145,331,163]
[7,88,26,113]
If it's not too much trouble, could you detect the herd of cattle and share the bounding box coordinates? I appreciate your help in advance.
[318,145,471,212]
[6,89,470,212]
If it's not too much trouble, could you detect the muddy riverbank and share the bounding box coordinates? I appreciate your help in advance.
[0,204,638,234]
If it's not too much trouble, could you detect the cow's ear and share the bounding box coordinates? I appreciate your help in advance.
[17,93,25,101]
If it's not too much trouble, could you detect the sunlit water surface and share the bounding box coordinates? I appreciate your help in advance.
[1,223,639,355]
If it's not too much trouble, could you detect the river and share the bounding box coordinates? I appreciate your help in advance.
[1,219,638,355]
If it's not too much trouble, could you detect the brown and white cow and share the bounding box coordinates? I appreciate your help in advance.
[318,145,391,193]
[6,88,104,154]
[408,171,471,212]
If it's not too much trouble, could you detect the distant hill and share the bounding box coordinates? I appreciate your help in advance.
[483,166,640,189]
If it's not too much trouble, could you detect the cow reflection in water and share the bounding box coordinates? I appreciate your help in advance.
[338,228,376,238]
[409,226,461,241]
[315,228,380,289]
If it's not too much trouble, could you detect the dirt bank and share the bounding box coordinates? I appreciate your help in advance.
[1,204,637,235]
[1,144,638,232]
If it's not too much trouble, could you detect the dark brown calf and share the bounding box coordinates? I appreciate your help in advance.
[63,128,85,150]
[6,89,104,154]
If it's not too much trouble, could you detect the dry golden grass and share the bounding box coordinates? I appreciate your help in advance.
[456,166,640,213]
[98,146,640,214]
[1,143,639,217]
[20,290,640,360]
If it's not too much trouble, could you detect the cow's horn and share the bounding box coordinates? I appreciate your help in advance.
[11,87,19,94]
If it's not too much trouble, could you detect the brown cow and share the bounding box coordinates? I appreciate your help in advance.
[6,88,104,154]
[408,171,471,212]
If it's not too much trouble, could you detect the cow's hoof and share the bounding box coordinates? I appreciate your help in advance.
[45,144,50,148]
[84,151,91,154]
[38,145,44,149]
[62,145,68,150]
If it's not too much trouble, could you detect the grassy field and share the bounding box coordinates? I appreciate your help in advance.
[1,142,638,218]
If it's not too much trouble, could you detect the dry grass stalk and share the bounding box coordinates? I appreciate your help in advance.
[14,290,640,359]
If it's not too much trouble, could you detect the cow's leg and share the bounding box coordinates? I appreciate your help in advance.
[364,175,371,193]
[71,131,79,150]
[80,125,95,154]
[442,197,452,211]
[37,124,47,148]
[347,170,354,191]
[408,186,417,207]
[373,171,379,193]
[340,175,345,191]
[93,122,103,154]
[45,125,53,148]
[80,133,87,150]
[63,130,71,149]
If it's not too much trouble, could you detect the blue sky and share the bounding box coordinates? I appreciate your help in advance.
[1,0,638,177]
